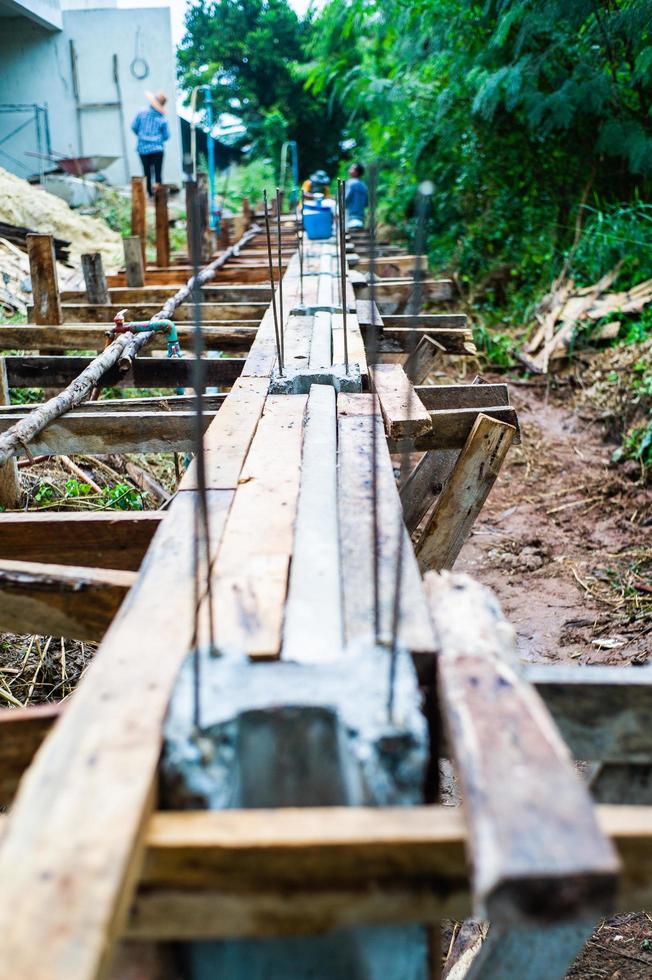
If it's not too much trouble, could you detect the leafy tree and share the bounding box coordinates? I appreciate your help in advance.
[178,0,346,177]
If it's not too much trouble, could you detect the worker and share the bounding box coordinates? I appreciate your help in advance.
[301,169,331,200]
[131,91,170,198]
[345,163,368,229]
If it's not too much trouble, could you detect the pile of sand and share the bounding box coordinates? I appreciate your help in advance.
[0,167,121,270]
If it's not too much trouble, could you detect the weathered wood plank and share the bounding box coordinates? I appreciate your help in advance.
[400,450,459,535]
[130,176,147,267]
[154,186,170,270]
[371,362,432,439]
[0,559,135,640]
[123,237,145,289]
[0,488,234,980]
[416,413,515,572]
[0,512,161,571]
[388,406,520,452]
[0,323,257,352]
[0,410,216,457]
[337,393,435,652]
[415,383,509,411]
[404,335,445,385]
[282,385,342,662]
[425,571,619,923]
[46,302,268,324]
[213,395,306,659]
[4,355,245,390]
[81,253,110,306]
[60,285,273,305]
[0,393,225,416]
[0,704,63,807]
[27,234,62,326]
[106,265,275,287]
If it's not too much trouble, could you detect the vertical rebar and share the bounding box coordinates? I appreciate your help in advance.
[367,163,380,643]
[275,187,284,365]
[333,181,341,307]
[338,179,349,373]
[188,181,216,730]
[295,206,304,307]
[263,189,284,375]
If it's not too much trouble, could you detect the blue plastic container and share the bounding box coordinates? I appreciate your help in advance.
[303,200,333,240]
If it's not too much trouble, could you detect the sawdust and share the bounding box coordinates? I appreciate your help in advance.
[0,166,121,270]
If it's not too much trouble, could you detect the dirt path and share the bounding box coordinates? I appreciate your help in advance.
[446,369,652,978]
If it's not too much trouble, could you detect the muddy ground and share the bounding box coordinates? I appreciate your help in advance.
[445,360,652,979]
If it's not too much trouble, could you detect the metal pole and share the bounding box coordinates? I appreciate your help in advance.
[264,190,284,375]
[203,87,216,230]
[338,179,349,373]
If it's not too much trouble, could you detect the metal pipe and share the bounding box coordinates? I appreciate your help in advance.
[275,187,284,364]
[338,179,349,373]
[263,190,284,375]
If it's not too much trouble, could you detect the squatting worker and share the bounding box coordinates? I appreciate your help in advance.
[346,163,368,229]
[302,169,331,201]
[131,91,170,197]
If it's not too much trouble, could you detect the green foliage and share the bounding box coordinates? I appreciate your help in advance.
[34,479,147,510]
[92,186,132,236]
[308,0,652,305]
[178,0,346,176]
[217,159,276,214]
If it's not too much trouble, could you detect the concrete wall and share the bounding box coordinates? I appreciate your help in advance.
[0,6,182,187]
[0,0,62,31]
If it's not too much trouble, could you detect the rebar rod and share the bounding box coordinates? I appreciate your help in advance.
[264,190,284,375]
[275,187,284,364]
[338,179,349,373]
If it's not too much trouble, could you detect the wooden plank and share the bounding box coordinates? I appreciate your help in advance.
[106,265,275,287]
[0,409,216,457]
[415,383,509,411]
[0,559,135,640]
[337,393,435,651]
[60,285,273,305]
[27,234,61,325]
[179,376,268,491]
[382,314,467,330]
[0,512,162,571]
[379,328,475,356]
[0,488,234,980]
[81,253,110,306]
[357,279,453,305]
[331,310,369,379]
[0,393,225,416]
[0,360,19,508]
[424,571,619,923]
[308,311,332,369]
[282,385,342,662]
[0,704,63,807]
[123,237,145,289]
[213,395,306,659]
[416,413,515,572]
[404,335,445,385]
[371,362,432,439]
[400,450,458,535]
[4,355,246,390]
[51,302,268,323]
[154,185,170,270]
[388,406,520,452]
[0,323,258,352]
[131,176,147,267]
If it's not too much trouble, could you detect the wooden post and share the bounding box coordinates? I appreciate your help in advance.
[154,185,170,269]
[131,176,147,267]
[416,413,515,572]
[81,253,110,305]
[242,196,252,226]
[198,173,213,262]
[123,237,145,288]
[185,180,197,261]
[0,362,20,508]
[218,216,231,249]
[26,234,61,325]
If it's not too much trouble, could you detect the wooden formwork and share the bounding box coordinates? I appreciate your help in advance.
[0,187,649,980]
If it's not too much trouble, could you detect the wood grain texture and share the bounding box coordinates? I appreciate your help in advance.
[416,413,515,572]
[400,450,459,535]
[52,302,267,324]
[4,355,245,390]
[404,335,445,385]
[27,234,61,325]
[424,571,620,923]
[371,362,432,439]
[154,186,170,270]
[0,704,63,807]
[415,383,509,411]
[0,512,161,571]
[123,237,145,289]
[0,323,258,352]
[81,254,110,306]
[282,385,342,662]
[0,489,234,980]
[0,559,135,640]
[388,406,520,452]
[337,393,435,652]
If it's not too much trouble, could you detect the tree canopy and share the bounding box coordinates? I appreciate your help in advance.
[178,0,346,178]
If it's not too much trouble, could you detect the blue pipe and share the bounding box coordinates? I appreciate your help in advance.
[201,86,217,231]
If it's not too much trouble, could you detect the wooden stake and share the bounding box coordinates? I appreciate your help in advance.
[0,362,19,508]
[131,176,147,267]
[123,237,145,288]
[81,253,110,305]
[26,234,61,325]
[154,186,170,269]
[416,413,515,572]
[185,180,197,261]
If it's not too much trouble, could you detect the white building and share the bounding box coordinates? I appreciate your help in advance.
[0,0,182,187]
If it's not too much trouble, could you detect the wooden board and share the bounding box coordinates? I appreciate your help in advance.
[46,302,268,324]
[415,383,509,410]
[0,704,63,807]
[379,328,475,355]
[213,395,306,659]
[106,265,277,287]
[0,410,216,458]
[0,512,161,571]
[389,406,520,452]
[0,488,234,980]
[0,559,135,640]
[416,413,515,572]
[424,571,619,923]
[337,393,435,652]
[371,362,432,439]
[282,385,342,663]
[5,355,246,390]
[399,450,458,535]
[0,324,258,352]
[60,285,272,305]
